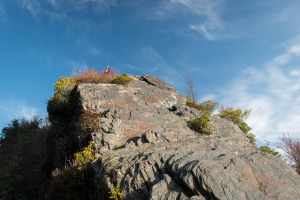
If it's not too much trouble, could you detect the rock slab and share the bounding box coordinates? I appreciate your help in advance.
[75,75,300,200]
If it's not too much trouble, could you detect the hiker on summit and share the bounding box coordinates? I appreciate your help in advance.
[105,66,110,74]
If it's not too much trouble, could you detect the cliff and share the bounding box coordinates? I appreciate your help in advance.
[50,74,300,200]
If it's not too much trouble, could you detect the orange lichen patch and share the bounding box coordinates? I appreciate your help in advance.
[124,128,140,138]
[137,122,155,132]
[145,93,160,103]
[253,170,275,196]
[263,172,277,187]
[123,96,140,107]
[239,178,256,191]
[242,167,256,182]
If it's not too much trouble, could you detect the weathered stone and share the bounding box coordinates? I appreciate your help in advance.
[72,75,300,200]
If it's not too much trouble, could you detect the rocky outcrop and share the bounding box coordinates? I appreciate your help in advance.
[74,75,300,200]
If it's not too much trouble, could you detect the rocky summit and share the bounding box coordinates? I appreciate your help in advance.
[67,75,299,199]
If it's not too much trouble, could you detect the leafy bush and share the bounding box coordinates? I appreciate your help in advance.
[72,68,118,84]
[49,141,98,200]
[111,74,133,85]
[186,99,219,114]
[48,76,77,123]
[109,186,124,200]
[188,115,212,135]
[53,76,76,100]
[74,141,99,170]
[218,106,256,144]
[0,118,50,200]
[260,141,281,158]
[186,99,217,135]
[47,97,69,122]
[49,166,95,200]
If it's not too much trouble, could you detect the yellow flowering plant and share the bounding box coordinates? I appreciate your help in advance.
[109,186,124,200]
[74,141,99,170]
[52,76,76,100]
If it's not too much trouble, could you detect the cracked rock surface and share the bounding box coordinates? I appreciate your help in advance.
[75,75,300,200]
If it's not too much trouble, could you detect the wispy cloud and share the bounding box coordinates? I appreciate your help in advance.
[0,2,6,22]
[64,60,89,75]
[16,0,116,21]
[137,46,185,87]
[148,0,227,40]
[0,100,39,129]
[214,37,300,144]
[172,0,225,40]
[18,0,41,17]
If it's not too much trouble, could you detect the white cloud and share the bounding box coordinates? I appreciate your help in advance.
[216,43,300,144]
[190,24,216,40]
[168,0,226,40]
[0,100,39,128]
[64,60,89,75]
[87,46,102,57]
[17,0,116,20]
[18,0,41,17]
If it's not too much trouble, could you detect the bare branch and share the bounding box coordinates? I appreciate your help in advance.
[186,72,197,102]
[279,133,300,175]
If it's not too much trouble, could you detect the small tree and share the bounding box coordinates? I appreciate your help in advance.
[186,72,197,103]
[278,133,300,175]
[259,140,281,158]
[218,106,256,144]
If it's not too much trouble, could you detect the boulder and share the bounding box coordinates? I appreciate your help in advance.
[74,75,300,200]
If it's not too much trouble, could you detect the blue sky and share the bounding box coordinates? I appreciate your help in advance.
[1,0,300,148]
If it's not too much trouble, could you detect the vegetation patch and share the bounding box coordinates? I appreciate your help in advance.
[74,141,99,171]
[218,106,256,144]
[109,186,124,200]
[49,166,95,200]
[186,97,218,135]
[47,76,77,123]
[77,107,104,138]
[0,118,51,200]
[188,115,212,135]
[186,98,219,114]
[111,74,133,85]
[49,142,98,200]
[72,68,118,84]
[259,141,281,158]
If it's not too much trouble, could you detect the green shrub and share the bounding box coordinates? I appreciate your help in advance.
[49,166,94,200]
[74,141,99,171]
[111,74,133,85]
[49,142,98,200]
[188,115,212,135]
[260,141,281,158]
[186,99,219,115]
[0,118,50,200]
[218,107,256,144]
[109,186,124,200]
[186,99,217,135]
[48,76,77,123]
[53,76,76,100]
[47,97,69,122]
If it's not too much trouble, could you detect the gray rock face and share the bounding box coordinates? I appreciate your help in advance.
[75,75,300,200]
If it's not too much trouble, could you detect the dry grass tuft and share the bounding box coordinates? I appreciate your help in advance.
[73,68,118,84]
